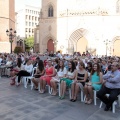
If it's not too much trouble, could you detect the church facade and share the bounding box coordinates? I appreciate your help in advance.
[34,0,120,56]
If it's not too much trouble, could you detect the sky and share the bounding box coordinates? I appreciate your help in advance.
[15,0,41,11]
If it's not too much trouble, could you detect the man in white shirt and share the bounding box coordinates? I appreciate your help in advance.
[56,51,62,59]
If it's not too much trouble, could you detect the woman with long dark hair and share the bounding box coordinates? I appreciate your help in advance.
[32,60,45,90]
[50,60,67,95]
[60,61,76,99]
[10,57,23,85]
[16,59,33,86]
[84,63,103,104]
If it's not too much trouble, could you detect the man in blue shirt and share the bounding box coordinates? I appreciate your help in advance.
[97,62,120,111]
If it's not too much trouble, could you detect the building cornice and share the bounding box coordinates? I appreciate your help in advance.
[0,17,15,23]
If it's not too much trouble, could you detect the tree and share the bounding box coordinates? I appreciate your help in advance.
[14,46,23,54]
[24,37,34,51]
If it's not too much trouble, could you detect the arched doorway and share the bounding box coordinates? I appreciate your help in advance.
[77,37,88,54]
[113,39,120,56]
[47,39,54,52]
[69,29,88,54]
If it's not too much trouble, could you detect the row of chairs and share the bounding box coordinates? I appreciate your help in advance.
[16,67,120,113]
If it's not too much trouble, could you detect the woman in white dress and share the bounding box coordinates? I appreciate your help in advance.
[50,60,67,96]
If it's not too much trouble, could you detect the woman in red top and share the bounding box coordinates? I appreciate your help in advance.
[39,59,56,93]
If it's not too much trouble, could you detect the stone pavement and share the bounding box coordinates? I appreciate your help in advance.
[0,77,120,120]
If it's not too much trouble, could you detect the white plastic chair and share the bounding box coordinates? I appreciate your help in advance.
[93,90,98,105]
[99,94,120,113]
[38,82,52,94]
[84,90,98,105]
[48,82,61,96]
[23,67,36,89]
[58,82,61,97]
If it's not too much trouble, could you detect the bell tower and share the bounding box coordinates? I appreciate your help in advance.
[39,0,57,53]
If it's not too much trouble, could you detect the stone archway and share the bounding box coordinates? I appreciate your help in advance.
[113,36,120,56]
[77,37,88,54]
[42,35,56,53]
[68,28,88,54]
[47,39,54,52]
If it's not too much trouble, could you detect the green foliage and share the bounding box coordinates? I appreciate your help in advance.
[14,46,23,54]
[24,37,34,51]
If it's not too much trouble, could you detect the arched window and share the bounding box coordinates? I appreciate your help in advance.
[116,0,120,13]
[48,5,53,17]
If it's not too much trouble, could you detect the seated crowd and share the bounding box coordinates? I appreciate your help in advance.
[0,53,120,112]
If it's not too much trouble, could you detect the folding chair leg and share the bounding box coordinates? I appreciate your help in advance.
[118,95,120,107]
[15,76,18,85]
[69,88,71,99]
[38,83,40,92]
[112,101,117,113]
[26,78,29,87]
[112,103,115,113]
[23,77,27,88]
[31,81,34,90]
[48,86,52,94]
[94,91,97,105]
[99,102,103,108]
[81,91,84,102]
[84,95,86,102]
[58,83,60,97]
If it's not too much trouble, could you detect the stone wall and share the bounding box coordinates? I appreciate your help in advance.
[0,0,15,53]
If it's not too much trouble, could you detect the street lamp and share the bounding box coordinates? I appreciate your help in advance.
[104,39,110,56]
[6,28,16,53]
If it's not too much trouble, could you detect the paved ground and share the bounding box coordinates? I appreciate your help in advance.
[0,77,120,120]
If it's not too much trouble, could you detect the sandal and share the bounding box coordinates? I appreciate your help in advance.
[59,96,61,99]
[72,97,77,102]
[53,91,58,96]
[61,96,65,99]
[16,83,20,87]
[10,82,15,85]
[39,90,45,94]
[34,88,38,90]
[84,98,89,104]
[10,78,15,85]
[72,96,77,102]
[87,99,93,104]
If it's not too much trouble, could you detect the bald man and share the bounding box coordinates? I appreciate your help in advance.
[97,62,120,111]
